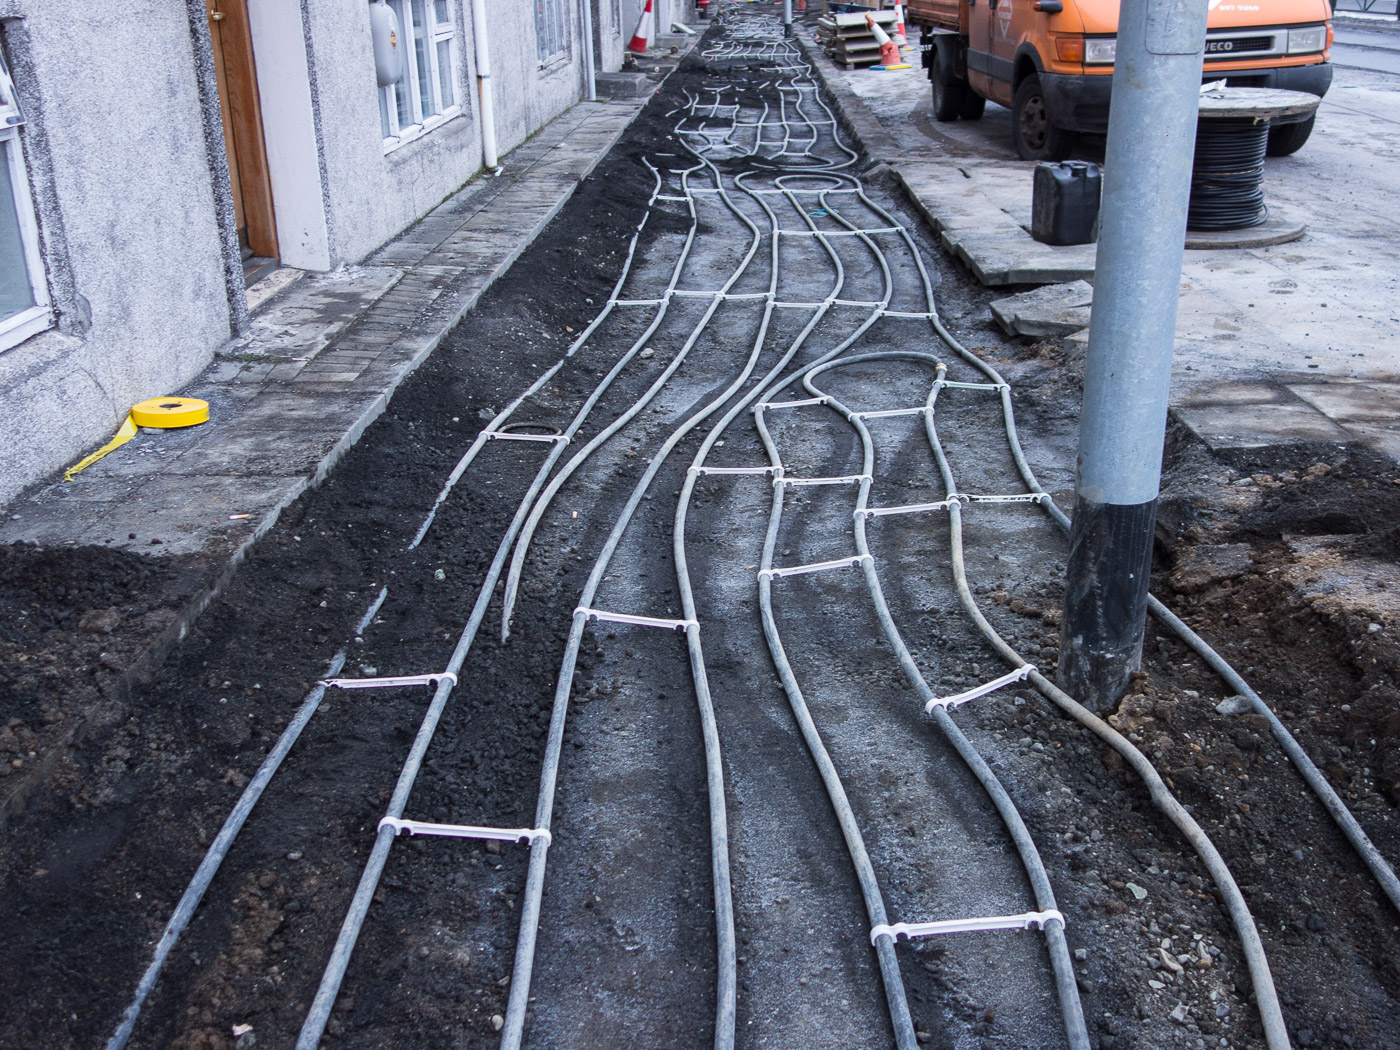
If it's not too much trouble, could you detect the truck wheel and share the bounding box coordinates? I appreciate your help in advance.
[1266,114,1315,157]
[931,52,967,122]
[1012,74,1075,161]
[960,91,986,120]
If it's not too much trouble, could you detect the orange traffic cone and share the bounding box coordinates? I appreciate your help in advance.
[628,0,654,54]
[866,15,909,70]
[893,3,908,46]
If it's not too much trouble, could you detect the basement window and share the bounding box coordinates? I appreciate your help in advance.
[0,48,50,350]
[380,0,461,151]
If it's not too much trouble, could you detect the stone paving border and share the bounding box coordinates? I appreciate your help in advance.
[0,47,693,711]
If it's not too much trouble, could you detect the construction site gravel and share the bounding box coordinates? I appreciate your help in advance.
[3,10,1399,1050]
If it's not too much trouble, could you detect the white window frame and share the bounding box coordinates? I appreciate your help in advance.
[380,0,462,153]
[535,0,569,67]
[0,51,50,351]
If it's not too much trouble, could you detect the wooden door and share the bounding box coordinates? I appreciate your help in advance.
[208,0,278,262]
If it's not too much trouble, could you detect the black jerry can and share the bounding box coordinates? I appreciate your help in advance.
[1031,161,1102,246]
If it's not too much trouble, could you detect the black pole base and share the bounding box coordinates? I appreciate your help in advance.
[1058,495,1158,711]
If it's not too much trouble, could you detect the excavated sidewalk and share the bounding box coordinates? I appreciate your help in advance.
[0,43,694,691]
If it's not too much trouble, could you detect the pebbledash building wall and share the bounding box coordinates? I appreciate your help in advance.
[0,0,667,509]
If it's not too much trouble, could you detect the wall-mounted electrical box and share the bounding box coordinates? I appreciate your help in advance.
[370,0,403,88]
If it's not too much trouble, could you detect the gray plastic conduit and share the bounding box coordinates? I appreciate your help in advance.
[497,157,728,637]
[794,351,1091,1050]
[407,167,665,550]
[499,154,773,1050]
[115,212,683,1039]
[296,163,719,1050]
[909,362,1291,1050]
[723,173,924,1050]
[926,287,1400,922]
[104,586,388,1050]
[681,37,1077,1047]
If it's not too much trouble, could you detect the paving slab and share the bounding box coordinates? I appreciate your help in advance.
[990,280,1094,338]
[1286,379,1400,461]
[1172,379,1358,451]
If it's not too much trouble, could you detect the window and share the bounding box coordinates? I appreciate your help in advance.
[536,0,568,65]
[0,47,49,348]
[379,0,460,149]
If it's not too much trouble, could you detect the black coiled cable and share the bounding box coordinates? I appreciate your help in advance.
[1188,117,1269,230]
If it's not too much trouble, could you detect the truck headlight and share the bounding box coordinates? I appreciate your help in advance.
[1084,38,1117,64]
[1286,25,1327,54]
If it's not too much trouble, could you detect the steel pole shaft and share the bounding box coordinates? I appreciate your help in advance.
[1058,0,1209,709]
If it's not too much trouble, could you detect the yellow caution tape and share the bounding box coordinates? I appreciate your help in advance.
[63,415,139,482]
[130,397,209,428]
[63,397,210,482]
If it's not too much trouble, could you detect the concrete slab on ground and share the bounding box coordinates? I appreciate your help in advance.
[1169,375,1400,462]
[895,163,1099,286]
[991,281,1094,338]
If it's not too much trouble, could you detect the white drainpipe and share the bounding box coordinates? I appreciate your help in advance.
[470,0,501,173]
[580,0,597,100]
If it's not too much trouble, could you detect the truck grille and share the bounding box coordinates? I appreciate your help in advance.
[1204,33,1281,59]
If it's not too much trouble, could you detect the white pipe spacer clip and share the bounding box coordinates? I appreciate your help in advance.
[321,672,458,690]
[925,665,1035,713]
[871,909,1065,944]
[758,554,873,581]
[575,607,698,632]
[378,817,551,844]
[690,465,782,478]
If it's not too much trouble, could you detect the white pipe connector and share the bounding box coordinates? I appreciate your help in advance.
[321,672,457,690]
[574,607,698,632]
[781,473,870,487]
[484,430,569,444]
[758,554,873,581]
[856,499,960,520]
[690,465,782,477]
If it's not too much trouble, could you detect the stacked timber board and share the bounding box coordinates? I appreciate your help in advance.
[816,9,899,70]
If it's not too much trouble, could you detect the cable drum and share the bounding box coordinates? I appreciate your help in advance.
[1187,117,1269,230]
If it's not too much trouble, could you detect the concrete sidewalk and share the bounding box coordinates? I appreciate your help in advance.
[796,20,1400,464]
[0,51,687,658]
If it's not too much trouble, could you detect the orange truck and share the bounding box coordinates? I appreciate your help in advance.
[903,0,1334,159]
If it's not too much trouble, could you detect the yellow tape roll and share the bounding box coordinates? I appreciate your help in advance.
[64,397,210,481]
[130,397,209,428]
